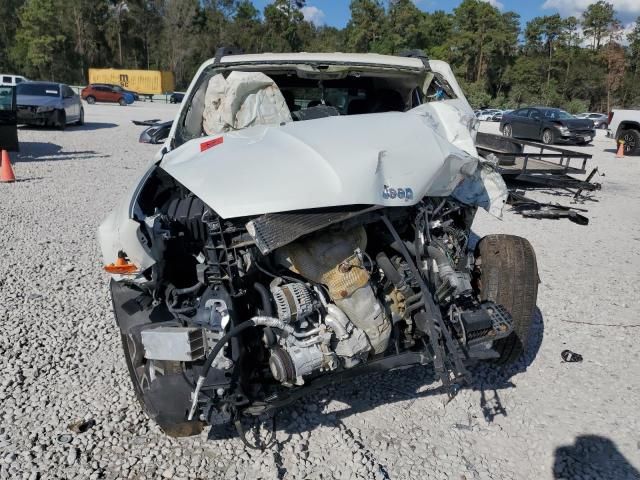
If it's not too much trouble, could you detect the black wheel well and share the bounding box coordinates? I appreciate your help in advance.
[617,121,640,136]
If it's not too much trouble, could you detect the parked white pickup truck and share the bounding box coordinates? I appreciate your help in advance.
[607,109,640,155]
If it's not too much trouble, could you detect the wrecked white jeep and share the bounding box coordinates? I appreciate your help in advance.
[99,50,538,441]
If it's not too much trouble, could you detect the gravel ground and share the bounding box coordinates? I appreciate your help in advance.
[1,105,639,480]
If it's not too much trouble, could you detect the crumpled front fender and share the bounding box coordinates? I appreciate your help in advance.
[97,169,157,274]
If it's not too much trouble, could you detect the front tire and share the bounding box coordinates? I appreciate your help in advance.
[76,107,84,126]
[54,110,66,130]
[118,97,127,106]
[541,128,554,145]
[502,124,512,137]
[86,96,96,105]
[474,235,539,365]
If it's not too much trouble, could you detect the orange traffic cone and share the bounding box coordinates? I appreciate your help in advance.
[0,150,16,183]
[616,140,625,158]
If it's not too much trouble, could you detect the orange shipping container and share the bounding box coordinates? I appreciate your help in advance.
[87,68,175,95]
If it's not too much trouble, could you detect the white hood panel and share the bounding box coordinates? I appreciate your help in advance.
[160,106,480,219]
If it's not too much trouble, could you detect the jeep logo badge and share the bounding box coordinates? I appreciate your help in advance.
[383,185,413,201]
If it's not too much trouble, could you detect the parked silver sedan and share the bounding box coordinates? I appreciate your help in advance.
[16,82,84,129]
[576,112,608,129]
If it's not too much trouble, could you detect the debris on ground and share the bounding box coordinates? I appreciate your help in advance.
[56,434,73,444]
[561,350,583,363]
[68,419,96,434]
[508,191,590,225]
[131,119,161,126]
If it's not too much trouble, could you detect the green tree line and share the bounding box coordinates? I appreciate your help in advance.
[1,0,639,112]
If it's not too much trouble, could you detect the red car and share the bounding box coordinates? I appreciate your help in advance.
[81,84,134,106]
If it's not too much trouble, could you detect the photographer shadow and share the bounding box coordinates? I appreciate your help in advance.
[553,435,640,480]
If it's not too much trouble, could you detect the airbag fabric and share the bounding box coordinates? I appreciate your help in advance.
[202,71,292,135]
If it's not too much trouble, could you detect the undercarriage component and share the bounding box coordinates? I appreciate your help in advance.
[266,281,371,385]
[271,282,315,322]
[452,300,512,346]
[141,327,207,361]
[109,198,540,438]
[269,344,324,383]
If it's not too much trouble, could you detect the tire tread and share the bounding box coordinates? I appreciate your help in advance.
[476,235,538,365]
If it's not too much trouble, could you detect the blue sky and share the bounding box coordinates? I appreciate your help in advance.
[250,0,640,29]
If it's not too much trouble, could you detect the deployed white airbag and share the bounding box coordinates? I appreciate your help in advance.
[202,71,292,135]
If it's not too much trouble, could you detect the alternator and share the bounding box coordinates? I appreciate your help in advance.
[271,283,315,323]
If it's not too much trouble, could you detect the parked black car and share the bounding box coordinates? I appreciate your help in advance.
[500,107,595,145]
[169,92,184,104]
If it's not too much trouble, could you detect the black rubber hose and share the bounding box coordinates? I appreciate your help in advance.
[201,320,256,380]
[376,252,403,286]
[173,282,203,295]
[254,283,276,346]
[188,319,257,419]
[253,282,274,316]
[188,316,291,419]
[390,239,416,257]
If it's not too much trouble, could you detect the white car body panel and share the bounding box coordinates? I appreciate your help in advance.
[607,109,640,138]
[160,106,479,219]
[100,53,506,267]
[98,192,156,274]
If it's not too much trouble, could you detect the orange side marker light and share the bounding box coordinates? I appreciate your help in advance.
[104,252,139,275]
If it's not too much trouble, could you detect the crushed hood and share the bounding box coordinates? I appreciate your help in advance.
[160,103,495,219]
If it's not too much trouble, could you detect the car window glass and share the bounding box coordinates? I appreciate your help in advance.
[0,86,14,110]
[529,110,541,120]
[2,76,11,83]
[544,109,572,120]
[15,77,23,84]
[514,109,527,117]
[16,84,60,97]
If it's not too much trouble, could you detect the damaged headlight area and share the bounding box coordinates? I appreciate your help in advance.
[106,166,536,443]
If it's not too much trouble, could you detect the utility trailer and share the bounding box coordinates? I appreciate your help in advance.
[475,132,600,197]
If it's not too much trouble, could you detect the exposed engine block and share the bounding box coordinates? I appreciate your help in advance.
[267,281,370,385]
[275,226,391,354]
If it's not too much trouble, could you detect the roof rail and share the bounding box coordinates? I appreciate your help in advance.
[214,46,245,65]
[398,49,430,69]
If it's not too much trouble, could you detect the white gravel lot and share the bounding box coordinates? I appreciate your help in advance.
[1,105,639,480]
